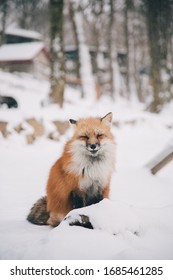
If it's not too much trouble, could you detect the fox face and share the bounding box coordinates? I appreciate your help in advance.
[69,112,114,159]
[76,130,106,157]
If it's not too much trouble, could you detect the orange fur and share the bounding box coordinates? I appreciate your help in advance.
[46,141,80,225]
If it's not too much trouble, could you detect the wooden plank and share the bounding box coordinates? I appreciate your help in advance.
[146,143,173,175]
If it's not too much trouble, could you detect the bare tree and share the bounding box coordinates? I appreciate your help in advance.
[68,0,84,98]
[124,0,140,101]
[0,0,8,45]
[145,0,163,112]
[124,0,130,98]
[107,0,122,99]
[144,0,173,112]
[70,0,96,102]
[49,0,65,107]
[84,0,105,98]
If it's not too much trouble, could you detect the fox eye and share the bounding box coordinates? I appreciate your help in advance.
[79,135,89,140]
[97,134,105,138]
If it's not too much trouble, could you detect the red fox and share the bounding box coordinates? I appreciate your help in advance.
[27,112,115,227]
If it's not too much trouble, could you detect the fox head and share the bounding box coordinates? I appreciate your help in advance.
[69,112,115,158]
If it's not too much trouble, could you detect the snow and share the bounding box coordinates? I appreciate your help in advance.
[0,42,45,62]
[0,70,173,260]
[6,27,42,40]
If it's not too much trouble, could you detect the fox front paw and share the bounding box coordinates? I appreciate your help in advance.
[65,214,93,229]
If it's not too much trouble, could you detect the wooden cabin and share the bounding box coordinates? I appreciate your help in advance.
[0,42,50,79]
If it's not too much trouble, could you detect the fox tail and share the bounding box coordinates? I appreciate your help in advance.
[27,196,49,225]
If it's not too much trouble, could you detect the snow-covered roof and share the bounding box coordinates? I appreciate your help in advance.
[0,42,46,62]
[5,27,42,40]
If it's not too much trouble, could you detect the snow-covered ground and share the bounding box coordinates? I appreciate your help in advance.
[0,71,173,259]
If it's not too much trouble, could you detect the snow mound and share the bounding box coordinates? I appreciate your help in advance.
[64,199,141,235]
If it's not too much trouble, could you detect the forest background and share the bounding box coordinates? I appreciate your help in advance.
[1,0,173,113]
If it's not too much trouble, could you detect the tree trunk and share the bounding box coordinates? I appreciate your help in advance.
[124,0,130,98]
[108,0,122,100]
[73,4,96,102]
[145,0,162,113]
[49,0,65,108]
[91,0,104,98]
[68,0,84,98]
[108,0,115,99]
[124,0,137,101]
[0,0,8,46]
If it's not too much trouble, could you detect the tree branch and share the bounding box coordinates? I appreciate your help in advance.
[146,141,173,175]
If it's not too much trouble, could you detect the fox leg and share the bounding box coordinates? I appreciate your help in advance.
[47,192,84,227]
[46,186,74,226]
[47,212,65,227]
[71,189,103,208]
[85,191,103,206]
[71,191,85,209]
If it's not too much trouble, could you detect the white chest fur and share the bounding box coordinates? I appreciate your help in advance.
[68,140,115,194]
[79,160,109,192]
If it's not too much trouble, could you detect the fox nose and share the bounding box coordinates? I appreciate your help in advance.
[90,144,97,150]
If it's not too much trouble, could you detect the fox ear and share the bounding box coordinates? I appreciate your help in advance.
[101,112,113,126]
[69,119,77,125]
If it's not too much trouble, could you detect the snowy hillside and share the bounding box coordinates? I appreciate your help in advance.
[0,71,173,259]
